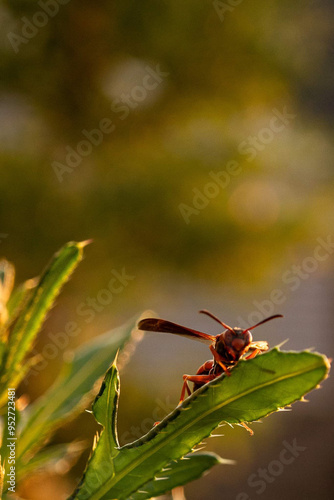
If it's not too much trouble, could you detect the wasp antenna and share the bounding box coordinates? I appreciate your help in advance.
[243,314,283,334]
[199,309,234,332]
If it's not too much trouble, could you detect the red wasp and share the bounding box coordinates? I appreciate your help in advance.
[138,310,283,403]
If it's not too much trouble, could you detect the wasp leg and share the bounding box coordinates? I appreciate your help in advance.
[240,422,254,436]
[245,348,261,360]
[179,377,192,404]
[179,373,216,404]
[209,345,231,375]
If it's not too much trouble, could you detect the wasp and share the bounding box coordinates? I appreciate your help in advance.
[138,311,283,403]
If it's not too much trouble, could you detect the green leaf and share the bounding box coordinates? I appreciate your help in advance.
[1,241,87,392]
[17,315,143,462]
[69,361,120,500]
[0,259,15,327]
[5,277,37,328]
[130,452,232,500]
[17,441,86,482]
[70,348,329,500]
[0,259,16,365]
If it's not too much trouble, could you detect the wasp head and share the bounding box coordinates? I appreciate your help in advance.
[216,328,252,361]
[212,313,283,363]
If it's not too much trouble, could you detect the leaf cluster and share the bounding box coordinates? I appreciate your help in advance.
[0,242,329,499]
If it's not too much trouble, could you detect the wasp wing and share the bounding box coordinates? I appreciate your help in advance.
[137,318,215,345]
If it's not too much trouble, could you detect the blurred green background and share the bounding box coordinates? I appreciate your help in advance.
[1,0,334,498]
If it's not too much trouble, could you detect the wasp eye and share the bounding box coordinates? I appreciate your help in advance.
[244,331,252,344]
[224,331,233,342]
